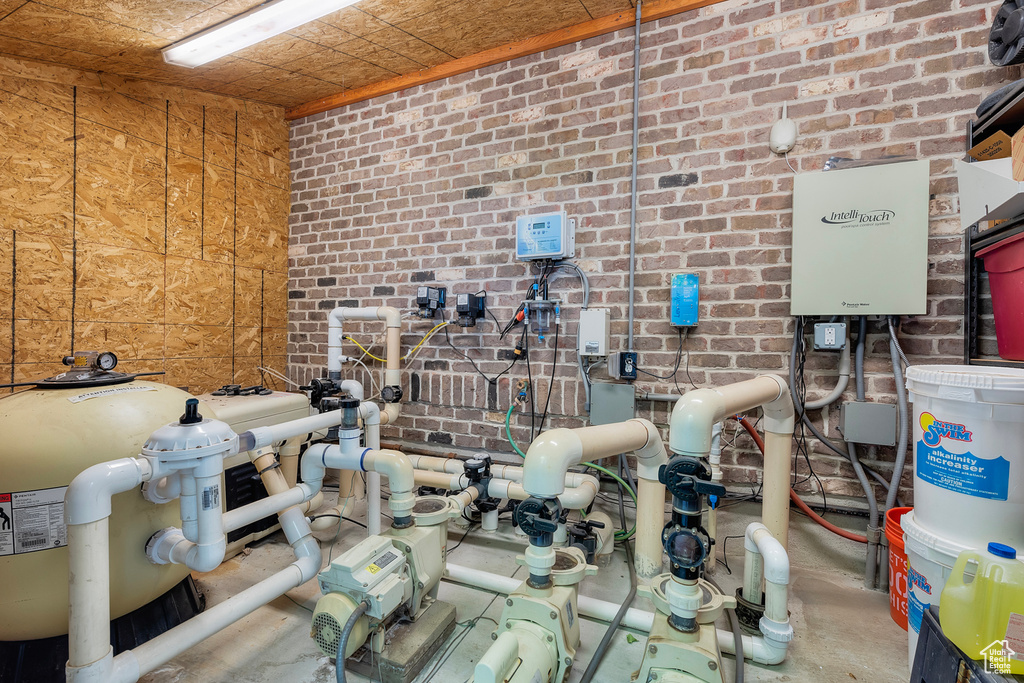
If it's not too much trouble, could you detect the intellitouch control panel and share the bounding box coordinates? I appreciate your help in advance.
[516,212,576,261]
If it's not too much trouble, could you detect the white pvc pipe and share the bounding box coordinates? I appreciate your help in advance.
[239,409,342,452]
[67,520,112,669]
[222,485,312,532]
[482,509,499,532]
[362,402,383,535]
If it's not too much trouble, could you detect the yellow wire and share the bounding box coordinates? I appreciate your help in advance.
[403,321,449,359]
[343,336,387,363]
[343,321,449,364]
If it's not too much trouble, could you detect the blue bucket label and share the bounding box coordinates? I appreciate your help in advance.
[917,441,1010,501]
[908,590,927,634]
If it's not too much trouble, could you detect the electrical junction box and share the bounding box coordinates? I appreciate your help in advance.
[839,401,898,447]
[578,309,610,357]
[813,322,847,350]
[516,211,576,261]
[590,382,636,425]
[790,159,929,316]
[670,274,699,326]
[318,536,410,620]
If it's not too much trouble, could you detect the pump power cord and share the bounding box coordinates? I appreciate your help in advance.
[336,599,370,683]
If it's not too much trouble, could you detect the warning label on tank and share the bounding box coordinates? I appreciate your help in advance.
[67,385,157,404]
[916,442,1010,501]
[0,486,68,556]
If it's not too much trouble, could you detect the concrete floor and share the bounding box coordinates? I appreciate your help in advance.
[139,495,909,683]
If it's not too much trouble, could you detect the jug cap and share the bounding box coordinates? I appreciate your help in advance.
[988,542,1017,559]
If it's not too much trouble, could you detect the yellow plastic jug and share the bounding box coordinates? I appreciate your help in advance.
[940,542,1024,675]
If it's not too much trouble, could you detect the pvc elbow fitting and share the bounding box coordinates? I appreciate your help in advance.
[66,458,151,525]
[631,418,668,480]
[300,443,329,493]
[668,389,723,456]
[760,375,796,435]
[746,523,790,584]
[521,429,584,498]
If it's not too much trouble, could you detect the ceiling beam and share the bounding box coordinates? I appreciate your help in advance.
[286,0,726,120]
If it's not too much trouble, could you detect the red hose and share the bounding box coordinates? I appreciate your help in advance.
[733,416,868,544]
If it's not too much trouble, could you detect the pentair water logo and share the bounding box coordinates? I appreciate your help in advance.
[920,412,973,448]
[820,208,896,228]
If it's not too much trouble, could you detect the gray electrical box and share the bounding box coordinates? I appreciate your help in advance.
[790,159,930,316]
[590,382,636,425]
[839,401,898,447]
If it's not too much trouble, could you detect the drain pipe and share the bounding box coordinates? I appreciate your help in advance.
[626,0,642,352]
[519,418,668,578]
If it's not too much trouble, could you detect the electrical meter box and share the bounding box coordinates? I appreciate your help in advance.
[790,159,929,316]
[516,212,576,260]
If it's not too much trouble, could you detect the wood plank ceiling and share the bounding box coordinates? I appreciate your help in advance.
[0,0,636,108]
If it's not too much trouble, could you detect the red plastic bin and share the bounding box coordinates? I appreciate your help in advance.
[978,231,1024,361]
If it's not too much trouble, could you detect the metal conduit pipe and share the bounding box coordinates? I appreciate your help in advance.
[850,316,879,589]
[878,321,911,593]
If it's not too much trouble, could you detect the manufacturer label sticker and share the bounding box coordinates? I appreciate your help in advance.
[0,486,68,556]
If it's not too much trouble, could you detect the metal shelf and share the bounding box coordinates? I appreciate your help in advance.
[963,116,1024,369]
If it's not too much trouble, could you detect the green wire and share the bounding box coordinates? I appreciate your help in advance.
[505,402,636,540]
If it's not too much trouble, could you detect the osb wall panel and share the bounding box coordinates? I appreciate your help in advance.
[0,56,290,395]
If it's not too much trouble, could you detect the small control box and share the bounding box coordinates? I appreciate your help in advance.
[578,309,610,357]
[609,351,638,381]
[516,212,576,261]
[416,286,446,318]
[671,274,699,327]
[318,536,410,619]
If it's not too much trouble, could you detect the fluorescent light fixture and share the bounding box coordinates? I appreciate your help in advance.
[162,0,361,68]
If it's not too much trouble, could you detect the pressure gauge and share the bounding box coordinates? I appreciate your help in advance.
[97,352,118,371]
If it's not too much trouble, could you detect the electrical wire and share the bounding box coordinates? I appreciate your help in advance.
[443,324,521,385]
[536,317,559,435]
[336,599,370,683]
[257,366,301,388]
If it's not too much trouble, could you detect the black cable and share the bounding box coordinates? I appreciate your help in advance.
[525,328,536,440]
[537,318,559,435]
[308,514,368,529]
[579,456,638,683]
[444,325,518,385]
[447,523,476,553]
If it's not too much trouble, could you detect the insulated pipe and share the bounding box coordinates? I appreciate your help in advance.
[668,376,795,549]
[522,419,666,495]
[408,454,600,489]
[520,418,667,577]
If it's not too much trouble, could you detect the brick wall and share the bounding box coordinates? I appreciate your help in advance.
[288,0,1012,505]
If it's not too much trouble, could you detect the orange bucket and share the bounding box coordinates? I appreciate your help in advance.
[886,507,912,630]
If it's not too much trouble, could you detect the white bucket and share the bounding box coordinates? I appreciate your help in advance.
[902,510,975,667]
[905,364,1024,548]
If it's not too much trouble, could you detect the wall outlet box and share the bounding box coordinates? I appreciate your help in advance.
[515,212,576,261]
[839,401,898,447]
[670,273,699,326]
[590,382,636,425]
[578,309,610,357]
[608,351,638,381]
[813,322,846,350]
[790,159,929,316]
